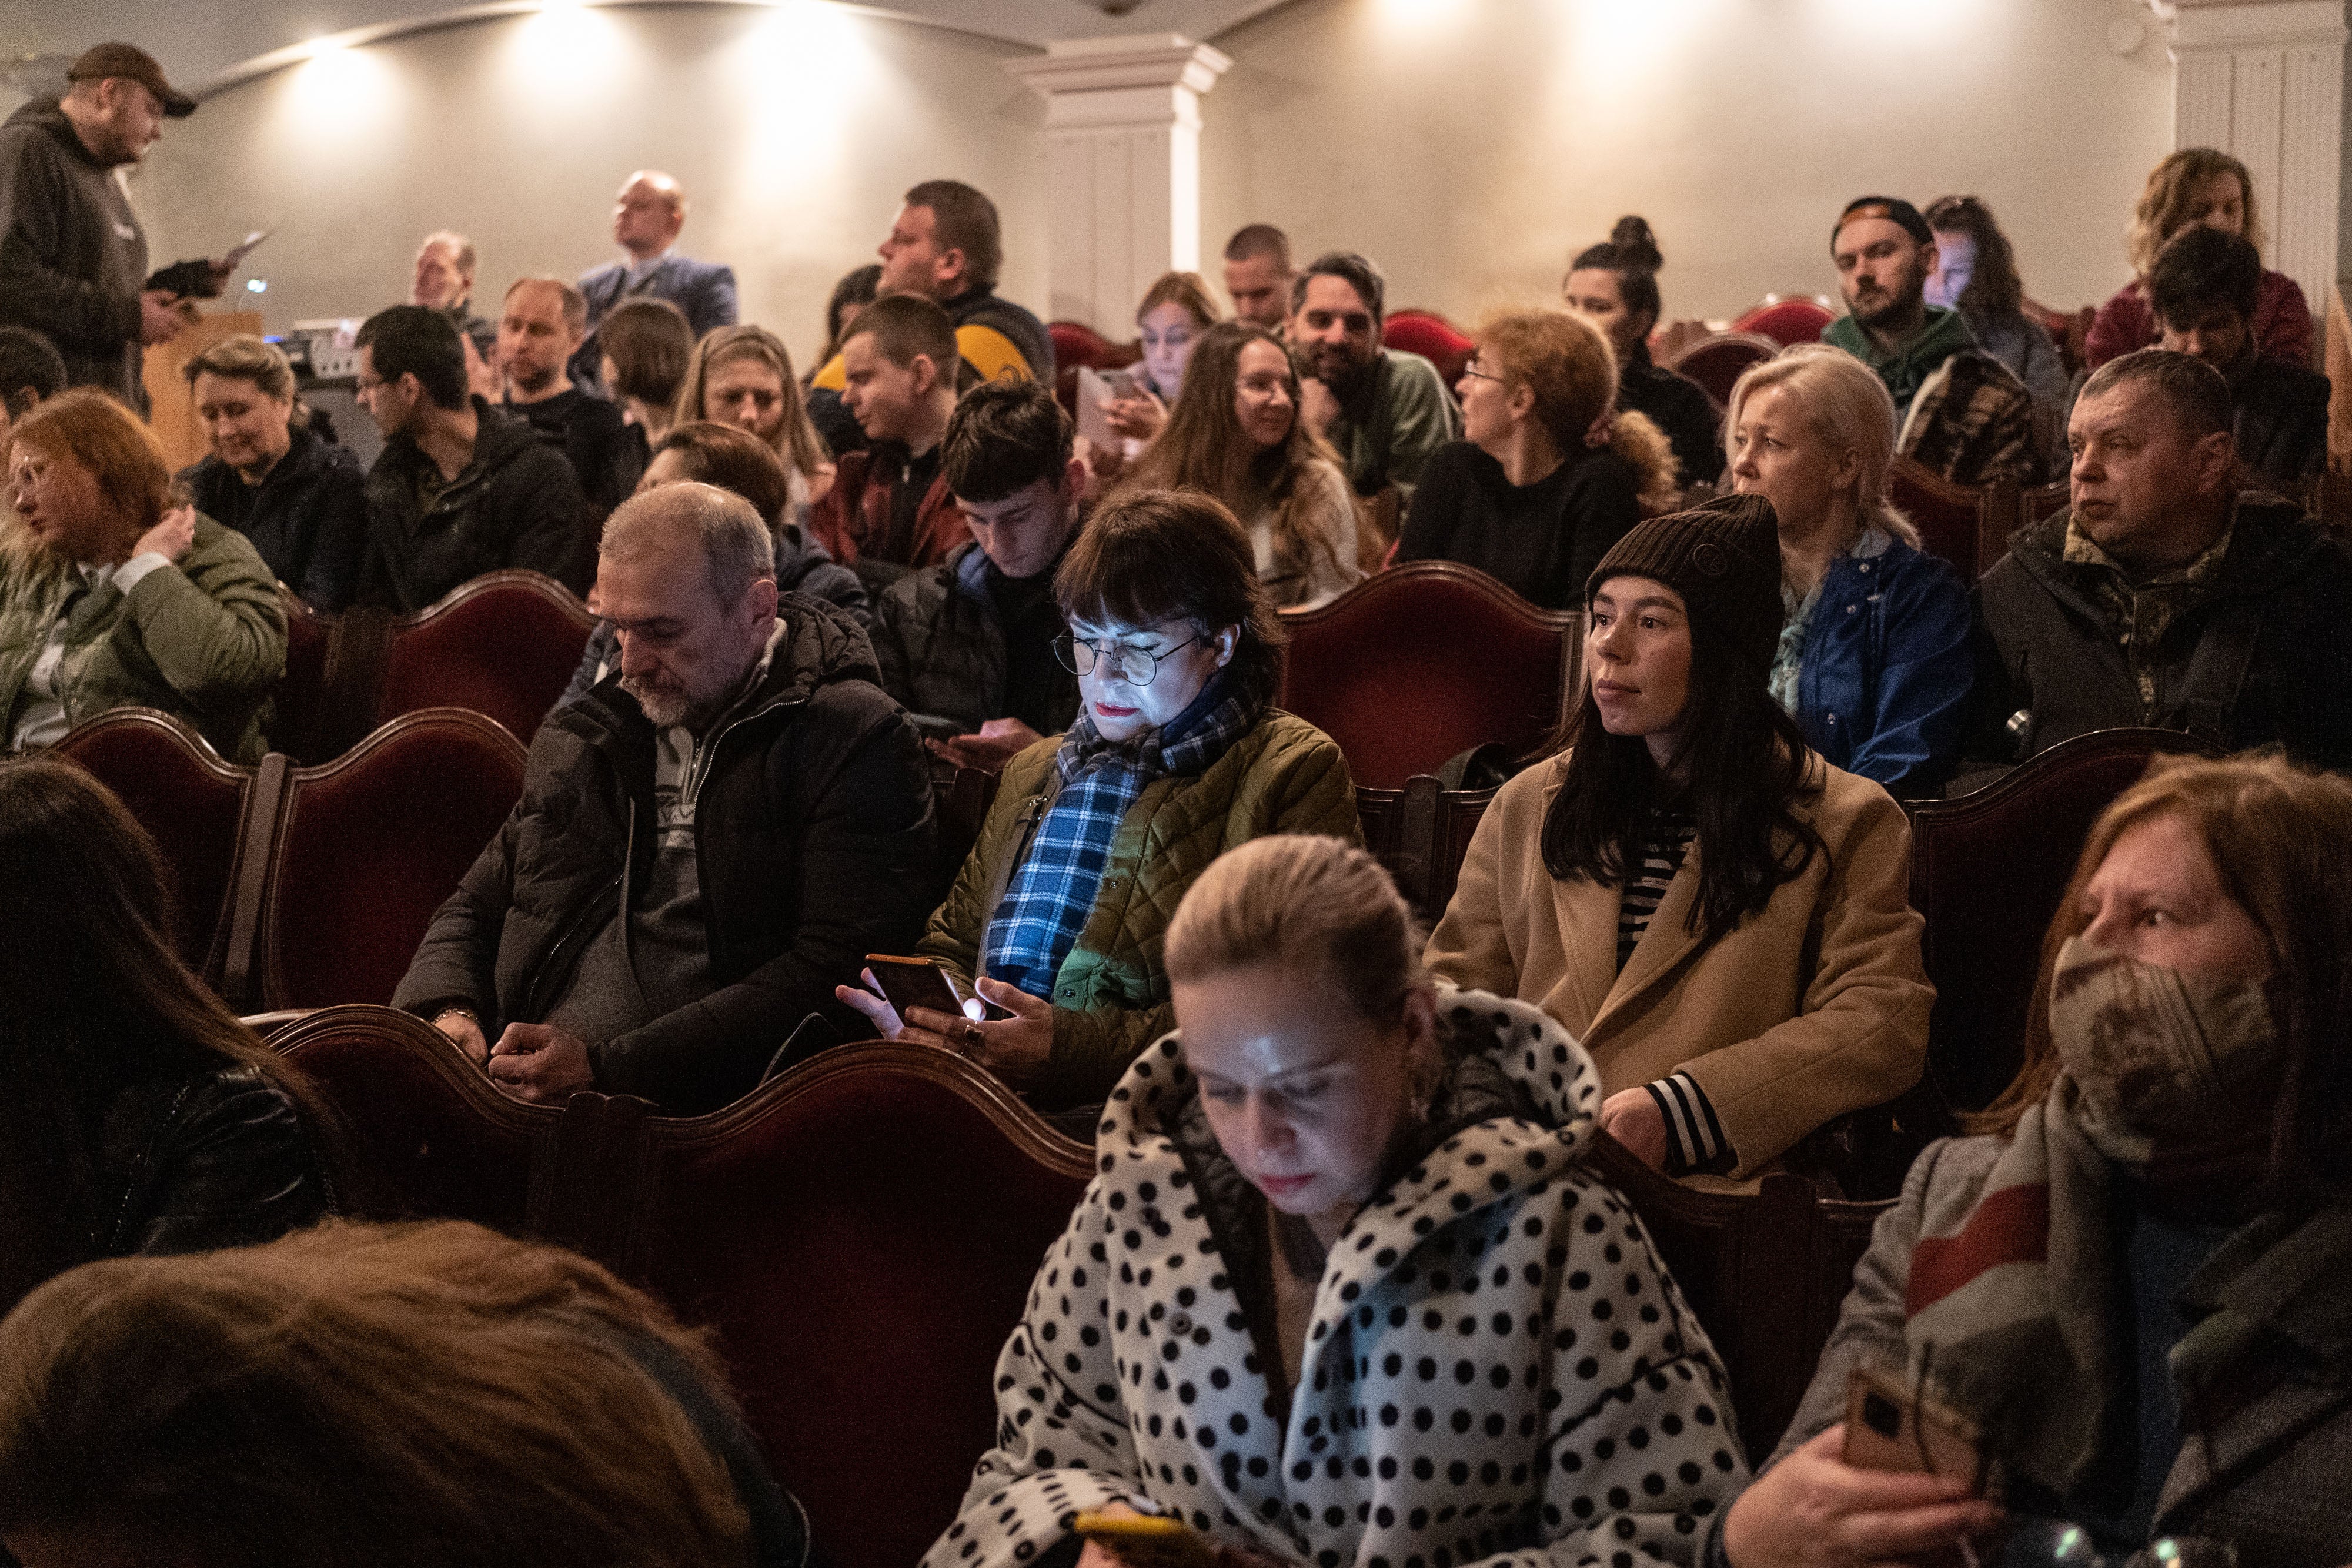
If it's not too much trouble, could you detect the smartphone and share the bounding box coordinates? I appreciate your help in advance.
[1098,368,1142,402]
[1071,1512,1217,1568]
[863,955,1005,1022]
[1842,1363,1984,1486]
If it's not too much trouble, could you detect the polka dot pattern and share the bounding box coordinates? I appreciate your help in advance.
[924,990,1748,1568]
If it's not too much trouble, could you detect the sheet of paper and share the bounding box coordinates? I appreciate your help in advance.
[1075,365,1120,456]
[222,228,273,269]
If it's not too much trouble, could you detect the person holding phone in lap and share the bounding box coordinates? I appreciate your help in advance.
[837,488,1356,1117]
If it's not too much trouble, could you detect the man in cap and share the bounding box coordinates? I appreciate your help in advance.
[1823,195,2037,485]
[0,44,233,411]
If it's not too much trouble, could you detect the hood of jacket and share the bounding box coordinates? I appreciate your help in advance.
[4,99,101,170]
[373,399,546,509]
[564,589,881,749]
[773,519,836,590]
[2006,492,2321,609]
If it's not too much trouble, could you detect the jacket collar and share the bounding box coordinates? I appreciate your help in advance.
[2011,494,2320,610]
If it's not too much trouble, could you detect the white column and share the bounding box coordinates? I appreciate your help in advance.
[2149,0,2347,314]
[1003,34,1231,333]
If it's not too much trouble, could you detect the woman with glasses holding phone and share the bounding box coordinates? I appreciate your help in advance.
[836,488,1357,1115]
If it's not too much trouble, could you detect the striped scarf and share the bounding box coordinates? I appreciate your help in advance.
[981,667,1266,1000]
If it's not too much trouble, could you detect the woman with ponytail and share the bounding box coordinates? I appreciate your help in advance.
[1565,216,1723,487]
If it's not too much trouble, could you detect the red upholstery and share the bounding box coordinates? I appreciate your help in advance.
[1662,331,1779,411]
[273,584,338,763]
[259,710,527,1009]
[1888,456,1984,579]
[376,570,596,746]
[2023,479,2069,527]
[1049,323,1141,420]
[1909,728,2221,1112]
[54,708,252,976]
[1277,563,1577,790]
[625,1045,1094,1568]
[1729,297,1835,347]
[1382,309,1474,386]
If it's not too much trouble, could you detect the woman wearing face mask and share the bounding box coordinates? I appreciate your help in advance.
[1100,270,1221,449]
[1726,347,1972,797]
[926,834,1748,1568]
[836,489,1358,1115]
[1717,753,2352,1568]
[673,326,835,523]
[1425,495,1931,1185]
[1112,322,1360,607]
[2086,148,2313,371]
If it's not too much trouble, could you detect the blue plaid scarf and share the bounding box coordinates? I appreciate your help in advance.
[981,667,1267,999]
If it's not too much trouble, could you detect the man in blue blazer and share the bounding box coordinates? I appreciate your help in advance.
[570,170,737,390]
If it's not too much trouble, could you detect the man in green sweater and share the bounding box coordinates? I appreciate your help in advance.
[1288,250,1461,513]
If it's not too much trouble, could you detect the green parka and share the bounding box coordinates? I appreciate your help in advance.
[918,709,1359,1108]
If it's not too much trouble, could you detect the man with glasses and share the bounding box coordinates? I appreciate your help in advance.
[1286,250,1460,512]
[0,44,233,412]
[349,305,592,611]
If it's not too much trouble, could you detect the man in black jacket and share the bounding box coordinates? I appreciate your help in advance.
[497,276,644,521]
[352,305,593,610]
[2148,225,2330,491]
[392,481,935,1115]
[1971,349,2352,772]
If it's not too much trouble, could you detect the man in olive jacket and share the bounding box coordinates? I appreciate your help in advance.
[392,482,935,1115]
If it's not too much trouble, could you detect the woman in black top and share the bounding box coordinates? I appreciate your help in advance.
[1564,216,1725,488]
[1395,307,1673,607]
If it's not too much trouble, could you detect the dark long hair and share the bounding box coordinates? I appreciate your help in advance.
[1568,216,1666,339]
[1538,610,1823,944]
[0,760,334,1311]
[1922,195,2025,320]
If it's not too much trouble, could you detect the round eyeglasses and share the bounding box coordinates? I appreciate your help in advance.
[1053,630,1208,687]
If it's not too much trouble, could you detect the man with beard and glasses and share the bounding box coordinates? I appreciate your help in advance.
[1824,196,2037,486]
[499,276,643,522]
[1286,250,1459,513]
[393,482,936,1116]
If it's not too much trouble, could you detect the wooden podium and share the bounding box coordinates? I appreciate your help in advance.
[142,310,265,474]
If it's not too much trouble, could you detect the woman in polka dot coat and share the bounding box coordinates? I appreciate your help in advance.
[926,837,1748,1568]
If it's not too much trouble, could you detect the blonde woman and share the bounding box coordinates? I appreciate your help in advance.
[2086,147,2313,369]
[1725,345,1972,795]
[674,325,834,521]
[1396,307,1676,609]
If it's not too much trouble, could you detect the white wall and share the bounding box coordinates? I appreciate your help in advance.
[123,5,1045,373]
[1196,0,2179,329]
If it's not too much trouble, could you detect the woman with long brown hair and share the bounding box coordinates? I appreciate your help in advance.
[1112,321,1359,607]
[0,758,330,1318]
[2085,148,2313,370]
[1719,753,2352,1568]
[674,325,835,521]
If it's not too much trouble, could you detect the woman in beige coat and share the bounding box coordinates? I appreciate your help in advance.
[1425,494,1929,1186]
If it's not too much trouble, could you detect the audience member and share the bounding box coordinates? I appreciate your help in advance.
[1922,193,2071,457]
[176,333,369,611]
[1099,269,1220,450]
[352,304,593,610]
[572,170,740,390]
[561,420,868,707]
[926,834,1746,1568]
[595,297,696,442]
[1425,495,1930,1183]
[407,229,498,373]
[874,379,1083,768]
[1826,196,2037,485]
[0,326,69,447]
[1718,752,2352,1568]
[0,758,330,1318]
[2146,226,2328,490]
[1971,349,2352,770]
[0,44,227,410]
[807,180,1054,454]
[1565,215,1726,486]
[809,295,970,589]
[1397,307,1674,609]
[674,324,833,528]
[1728,346,1972,795]
[2087,147,2313,371]
[1221,222,1294,333]
[1287,250,1461,509]
[1113,320,1360,607]
[0,1219,808,1568]
[0,389,286,761]
[838,489,1356,1116]
[396,481,933,1116]
[815,262,882,376]
[499,276,646,519]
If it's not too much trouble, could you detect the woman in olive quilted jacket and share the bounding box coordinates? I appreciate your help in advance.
[838,489,1358,1112]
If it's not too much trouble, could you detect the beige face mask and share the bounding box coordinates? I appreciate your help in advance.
[2046,935,2279,1149]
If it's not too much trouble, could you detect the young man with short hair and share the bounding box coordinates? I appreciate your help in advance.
[871,378,1086,771]
[808,294,970,591]
[499,276,644,519]
[1287,250,1460,511]
[2147,225,2328,490]
[0,325,66,446]
[352,304,593,610]
[1223,223,1294,333]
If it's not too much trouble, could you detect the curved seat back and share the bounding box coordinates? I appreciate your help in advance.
[1888,455,1987,579]
[1382,309,1474,385]
[376,570,595,746]
[1662,331,1779,410]
[1729,296,1835,347]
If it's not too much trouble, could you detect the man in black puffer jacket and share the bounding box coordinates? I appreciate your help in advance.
[393,482,934,1115]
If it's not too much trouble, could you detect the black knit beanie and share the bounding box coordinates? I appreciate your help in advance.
[1583,493,1784,672]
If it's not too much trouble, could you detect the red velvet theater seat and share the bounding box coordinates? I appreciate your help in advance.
[1909,727,2221,1113]
[1729,295,1836,347]
[376,569,596,746]
[273,583,338,763]
[1662,330,1780,412]
[257,708,527,1009]
[1887,455,1989,581]
[623,1044,1095,1568]
[1382,309,1475,386]
[1278,562,1578,790]
[54,707,253,979]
